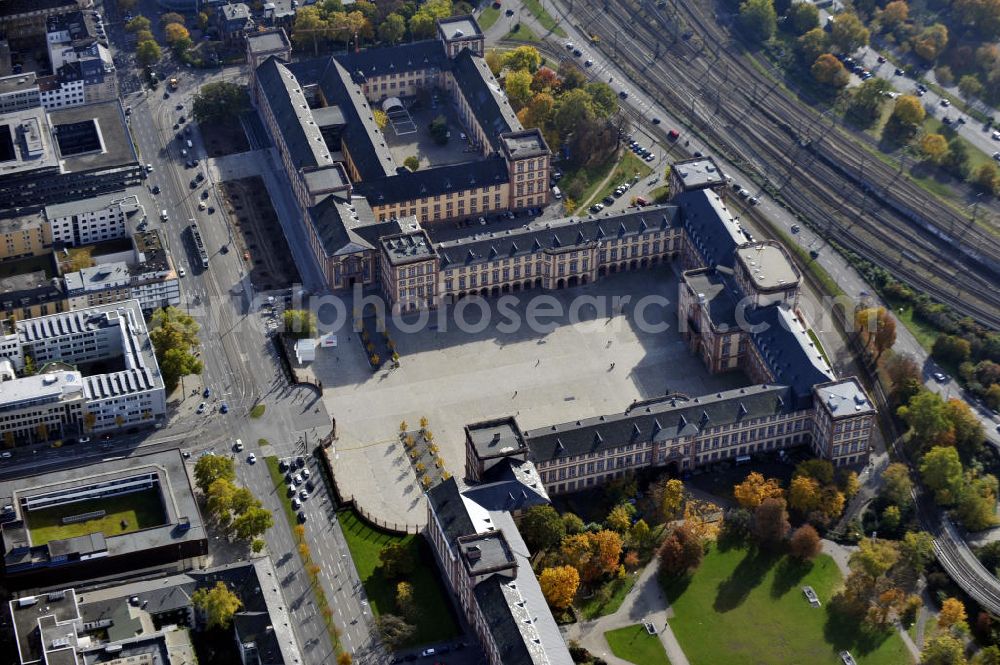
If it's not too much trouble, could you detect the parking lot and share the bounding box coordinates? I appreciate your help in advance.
[316,267,749,524]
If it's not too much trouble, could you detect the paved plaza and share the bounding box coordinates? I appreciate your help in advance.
[316,267,749,525]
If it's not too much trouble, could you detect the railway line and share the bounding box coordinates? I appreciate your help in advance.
[565,0,1000,328]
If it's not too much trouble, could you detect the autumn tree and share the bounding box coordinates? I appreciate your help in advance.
[789,475,822,514]
[504,69,534,110]
[830,12,869,51]
[656,477,685,521]
[630,519,652,549]
[149,307,202,392]
[136,40,161,66]
[955,473,999,531]
[658,524,704,576]
[293,7,331,56]
[898,390,954,450]
[739,0,777,42]
[786,2,818,34]
[920,133,949,163]
[797,28,829,64]
[753,498,790,550]
[159,12,184,26]
[920,634,967,665]
[789,524,822,560]
[192,81,249,123]
[795,459,834,485]
[733,472,784,509]
[194,455,235,494]
[921,446,964,506]
[933,335,972,364]
[232,505,273,541]
[855,307,896,360]
[531,67,560,93]
[377,12,406,44]
[519,505,566,552]
[900,531,935,575]
[880,0,908,29]
[606,503,635,533]
[890,95,926,127]
[376,613,416,649]
[945,398,985,459]
[974,163,1000,196]
[395,581,415,620]
[883,463,914,506]
[912,24,949,62]
[561,530,623,583]
[126,15,151,32]
[539,565,579,609]
[812,53,850,88]
[938,597,968,630]
[502,45,542,74]
[379,542,415,578]
[192,582,242,629]
[163,22,189,44]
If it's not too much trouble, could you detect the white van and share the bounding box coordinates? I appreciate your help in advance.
[552,186,563,200]
[160,209,168,221]
[186,140,193,149]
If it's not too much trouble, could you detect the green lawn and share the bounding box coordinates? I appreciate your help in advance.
[587,152,654,210]
[605,624,672,665]
[26,489,165,546]
[521,0,567,36]
[506,23,540,42]
[884,299,939,351]
[338,509,459,646]
[478,6,500,30]
[579,575,638,620]
[662,545,913,665]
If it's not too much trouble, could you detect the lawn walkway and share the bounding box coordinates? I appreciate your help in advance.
[562,561,689,665]
[662,543,912,665]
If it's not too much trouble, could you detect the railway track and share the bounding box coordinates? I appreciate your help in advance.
[564,0,1000,328]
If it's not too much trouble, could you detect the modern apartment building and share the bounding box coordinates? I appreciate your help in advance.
[0,73,41,114]
[7,558,301,665]
[0,209,49,260]
[44,189,139,246]
[0,101,142,211]
[0,299,166,444]
[0,449,206,587]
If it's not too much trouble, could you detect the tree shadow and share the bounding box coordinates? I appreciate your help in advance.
[712,548,776,613]
[659,569,692,605]
[823,601,894,657]
[770,556,813,598]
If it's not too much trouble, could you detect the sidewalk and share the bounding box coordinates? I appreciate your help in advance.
[562,562,690,665]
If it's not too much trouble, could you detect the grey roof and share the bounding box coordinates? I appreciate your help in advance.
[9,589,80,665]
[317,58,397,179]
[48,101,137,174]
[0,107,60,178]
[524,383,796,463]
[0,72,39,96]
[451,49,521,150]
[676,188,747,269]
[671,156,727,191]
[380,229,436,266]
[437,205,680,269]
[0,370,85,413]
[354,155,510,208]
[44,188,142,220]
[458,531,516,577]
[0,0,78,17]
[336,40,448,81]
[437,15,483,41]
[247,29,291,57]
[0,449,205,573]
[256,57,334,172]
[426,478,476,548]
[735,242,800,291]
[746,304,835,408]
[681,267,739,330]
[815,378,875,418]
[501,129,549,160]
[308,194,388,257]
[64,261,129,294]
[466,417,528,461]
[0,208,45,234]
[302,163,348,195]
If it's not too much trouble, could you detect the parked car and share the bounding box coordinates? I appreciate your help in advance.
[247,453,256,464]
